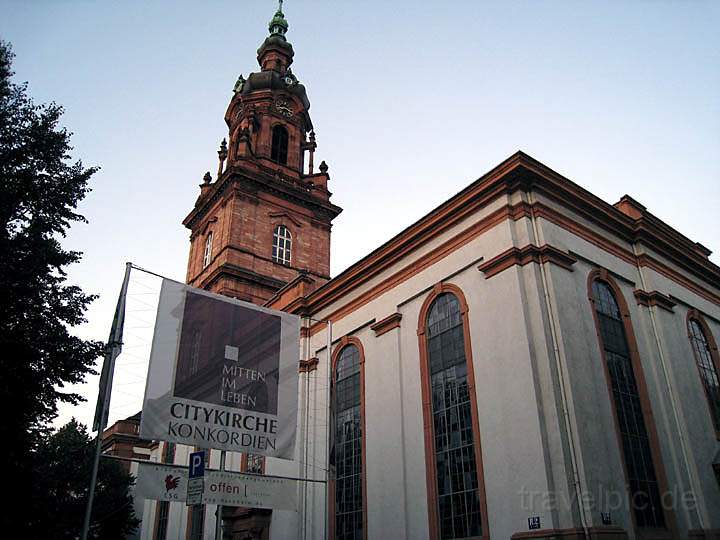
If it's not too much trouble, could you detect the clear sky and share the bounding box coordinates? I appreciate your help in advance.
[2,0,718,430]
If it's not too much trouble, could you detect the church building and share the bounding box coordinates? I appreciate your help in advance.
[133,4,720,539]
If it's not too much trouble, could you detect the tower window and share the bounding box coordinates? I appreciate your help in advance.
[272,224,292,265]
[590,278,666,529]
[333,343,364,540]
[687,314,720,433]
[202,232,213,268]
[271,124,289,165]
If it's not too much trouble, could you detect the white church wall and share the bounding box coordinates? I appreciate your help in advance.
[362,324,408,539]
[518,258,588,532]
[548,255,645,537]
[534,207,720,539]
[641,302,719,531]
[306,194,515,330]
[458,264,558,537]
[268,188,720,540]
[396,295,431,540]
[297,209,580,539]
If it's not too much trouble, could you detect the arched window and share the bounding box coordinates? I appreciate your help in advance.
[419,287,487,540]
[589,277,667,529]
[271,124,289,165]
[332,341,365,540]
[687,312,720,434]
[272,224,292,265]
[202,232,213,268]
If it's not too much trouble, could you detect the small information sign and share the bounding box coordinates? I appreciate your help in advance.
[187,477,204,506]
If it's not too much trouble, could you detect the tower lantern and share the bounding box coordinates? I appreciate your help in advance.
[269,1,288,37]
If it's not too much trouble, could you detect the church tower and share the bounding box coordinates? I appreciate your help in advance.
[183,3,342,305]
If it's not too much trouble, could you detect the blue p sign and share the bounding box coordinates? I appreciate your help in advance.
[189,451,205,479]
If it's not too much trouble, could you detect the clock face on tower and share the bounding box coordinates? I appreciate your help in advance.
[283,75,294,86]
[274,99,293,118]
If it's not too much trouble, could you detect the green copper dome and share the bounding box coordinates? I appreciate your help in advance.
[269,8,288,37]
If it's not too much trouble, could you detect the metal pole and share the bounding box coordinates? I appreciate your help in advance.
[325,320,332,540]
[100,453,327,483]
[302,325,311,540]
[81,262,132,540]
[215,450,226,540]
[81,418,105,540]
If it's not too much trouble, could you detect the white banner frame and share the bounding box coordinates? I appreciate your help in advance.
[139,279,300,459]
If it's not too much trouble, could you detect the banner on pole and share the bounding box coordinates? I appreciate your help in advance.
[135,463,298,511]
[139,279,300,459]
[93,263,132,432]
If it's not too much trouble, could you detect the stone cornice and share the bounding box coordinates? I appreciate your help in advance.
[370,313,402,336]
[296,151,719,319]
[298,357,319,373]
[195,262,287,292]
[183,163,342,229]
[633,289,676,312]
[187,244,330,285]
[478,244,577,278]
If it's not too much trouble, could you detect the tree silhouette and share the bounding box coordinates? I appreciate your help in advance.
[0,39,105,530]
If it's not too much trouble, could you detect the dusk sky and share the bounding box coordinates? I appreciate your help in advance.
[1,0,718,430]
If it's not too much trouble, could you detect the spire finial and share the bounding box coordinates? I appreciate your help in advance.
[268,0,288,37]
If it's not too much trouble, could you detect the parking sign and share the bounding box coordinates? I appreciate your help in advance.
[189,450,205,479]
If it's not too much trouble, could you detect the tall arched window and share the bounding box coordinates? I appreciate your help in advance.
[272,224,292,265]
[687,311,720,435]
[271,124,289,165]
[418,286,487,540]
[589,276,667,530]
[332,340,365,540]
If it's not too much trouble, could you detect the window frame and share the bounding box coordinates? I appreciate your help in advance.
[272,224,292,266]
[241,453,266,475]
[271,124,289,165]
[202,231,213,268]
[154,500,170,540]
[587,269,676,536]
[686,309,720,440]
[162,441,176,464]
[416,283,489,540]
[329,336,367,540]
